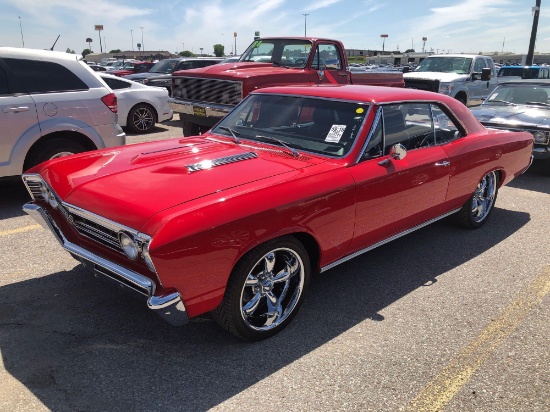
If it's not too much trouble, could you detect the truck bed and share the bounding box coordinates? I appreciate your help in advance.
[349,71,404,87]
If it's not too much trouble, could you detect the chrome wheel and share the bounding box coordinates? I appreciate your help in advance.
[212,236,310,340]
[240,248,305,331]
[128,104,155,133]
[471,171,497,223]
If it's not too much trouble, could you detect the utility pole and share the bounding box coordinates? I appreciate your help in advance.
[526,0,541,65]
[18,16,25,47]
[303,14,309,36]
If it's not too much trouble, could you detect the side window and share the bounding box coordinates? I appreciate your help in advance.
[312,44,341,70]
[0,66,8,95]
[3,58,88,93]
[473,58,486,73]
[102,77,131,90]
[362,112,383,160]
[432,105,462,144]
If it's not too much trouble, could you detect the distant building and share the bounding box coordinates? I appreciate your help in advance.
[85,50,173,63]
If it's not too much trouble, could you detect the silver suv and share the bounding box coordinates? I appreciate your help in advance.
[0,47,126,177]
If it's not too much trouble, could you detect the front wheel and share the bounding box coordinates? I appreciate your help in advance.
[212,236,310,341]
[182,121,202,136]
[456,171,498,228]
[24,138,87,170]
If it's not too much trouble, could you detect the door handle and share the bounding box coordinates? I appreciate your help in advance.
[2,106,30,113]
[435,161,450,167]
[338,73,348,76]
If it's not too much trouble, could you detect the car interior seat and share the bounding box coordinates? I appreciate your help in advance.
[383,108,409,153]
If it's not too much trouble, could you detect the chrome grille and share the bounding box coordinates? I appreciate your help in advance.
[404,78,440,92]
[172,77,242,105]
[70,212,122,252]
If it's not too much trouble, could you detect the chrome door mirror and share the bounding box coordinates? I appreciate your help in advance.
[390,143,407,160]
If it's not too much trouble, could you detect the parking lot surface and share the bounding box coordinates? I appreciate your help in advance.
[0,115,549,411]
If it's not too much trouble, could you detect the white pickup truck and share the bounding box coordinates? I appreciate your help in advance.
[403,54,497,106]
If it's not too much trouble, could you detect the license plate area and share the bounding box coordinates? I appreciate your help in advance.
[193,106,207,117]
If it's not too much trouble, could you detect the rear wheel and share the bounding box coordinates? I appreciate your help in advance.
[212,236,310,341]
[24,138,87,170]
[456,171,498,228]
[127,104,156,134]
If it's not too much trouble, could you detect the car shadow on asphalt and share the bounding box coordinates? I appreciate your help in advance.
[0,207,530,411]
[507,163,550,195]
[0,178,31,219]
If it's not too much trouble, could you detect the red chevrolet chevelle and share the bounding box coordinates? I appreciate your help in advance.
[22,85,533,340]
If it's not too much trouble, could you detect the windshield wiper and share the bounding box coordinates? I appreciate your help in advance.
[486,99,516,106]
[255,135,299,157]
[218,126,241,144]
[271,60,289,68]
[524,101,550,107]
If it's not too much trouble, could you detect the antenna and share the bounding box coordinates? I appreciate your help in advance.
[50,35,60,51]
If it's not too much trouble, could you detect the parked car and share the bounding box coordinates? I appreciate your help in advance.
[497,65,550,80]
[22,85,533,340]
[0,47,125,178]
[124,57,224,94]
[99,74,173,134]
[109,61,155,77]
[470,79,550,174]
[88,64,108,72]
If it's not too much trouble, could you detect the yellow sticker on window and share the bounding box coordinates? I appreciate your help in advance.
[356,108,364,114]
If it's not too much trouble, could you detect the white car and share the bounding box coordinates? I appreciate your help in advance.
[100,74,173,134]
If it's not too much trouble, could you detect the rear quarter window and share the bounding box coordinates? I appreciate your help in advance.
[3,58,88,93]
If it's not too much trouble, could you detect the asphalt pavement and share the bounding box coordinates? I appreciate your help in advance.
[0,115,548,411]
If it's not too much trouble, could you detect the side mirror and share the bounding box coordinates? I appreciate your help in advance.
[481,67,492,81]
[378,143,407,165]
[402,66,410,74]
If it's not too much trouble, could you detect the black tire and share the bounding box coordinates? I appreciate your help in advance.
[456,171,498,228]
[24,138,87,170]
[212,236,310,341]
[127,103,156,134]
[182,121,203,136]
[455,94,467,106]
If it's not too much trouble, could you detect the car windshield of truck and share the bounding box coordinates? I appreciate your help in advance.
[211,94,369,157]
[240,39,312,68]
[415,57,473,74]
[122,62,135,69]
[484,84,550,107]
[149,60,178,73]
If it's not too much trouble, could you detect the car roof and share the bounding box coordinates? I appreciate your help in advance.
[0,47,79,62]
[497,79,550,85]
[499,65,542,69]
[253,84,458,105]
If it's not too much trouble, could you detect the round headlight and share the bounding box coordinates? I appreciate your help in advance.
[532,131,547,144]
[40,185,50,202]
[119,232,139,260]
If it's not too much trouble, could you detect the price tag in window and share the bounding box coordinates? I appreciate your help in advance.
[326,125,346,143]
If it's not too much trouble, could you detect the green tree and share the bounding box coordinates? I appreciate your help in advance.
[179,50,194,57]
[66,48,75,54]
[404,48,415,53]
[213,44,224,57]
[109,49,121,54]
[82,49,92,58]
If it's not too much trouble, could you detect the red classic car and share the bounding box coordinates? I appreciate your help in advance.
[22,85,533,341]
[109,61,155,77]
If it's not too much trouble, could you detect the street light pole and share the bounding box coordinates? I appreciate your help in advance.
[526,0,541,65]
[140,27,144,58]
[18,16,25,48]
[131,30,134,51]
[302,13,309,36]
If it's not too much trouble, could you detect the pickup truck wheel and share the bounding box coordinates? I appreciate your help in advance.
[456,171,498,228]
[127,104,156,134]
[25,138,87,170]
[455,94,467,106]
[212,236,310,341]
[182,121,202,136]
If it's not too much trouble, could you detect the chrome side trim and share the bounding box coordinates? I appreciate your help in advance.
[185,151,258,172]
[22,203,189,326]
[320,208,461,273]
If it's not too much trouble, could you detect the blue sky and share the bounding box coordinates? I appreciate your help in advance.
[0,0,547,57]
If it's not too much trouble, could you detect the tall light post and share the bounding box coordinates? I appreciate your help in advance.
[140,26,144,57]
[526,0,541,65]
[18,16,25,48]
[95,25,104,53]
[200,47,203,56]
[422,37,427,53]
[131,30,134,51]
[380,34,388,53]
[302,13,309,36]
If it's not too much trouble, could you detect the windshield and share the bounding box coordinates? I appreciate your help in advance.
[211,94,369,157]
[498,67,540,79]
[149,60,178,73]
[415,57,473,74]
[240,39,312,68]
[484,84,550,107]
[122,62,135,69]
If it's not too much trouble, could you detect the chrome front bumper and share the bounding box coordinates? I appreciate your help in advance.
[23,203,189,326]
[168,98,233,123]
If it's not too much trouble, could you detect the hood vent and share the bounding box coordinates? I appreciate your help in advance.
[185,151,258,173]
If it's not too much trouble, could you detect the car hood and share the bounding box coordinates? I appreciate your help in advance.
[124,72,167,80]
[173,62,305,81]
[470,105,550,128]
[404,72,468,83]
[38,136,325,231]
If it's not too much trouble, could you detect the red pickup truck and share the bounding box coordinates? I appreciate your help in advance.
[110,61,156,77]
[169,37,405,135]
